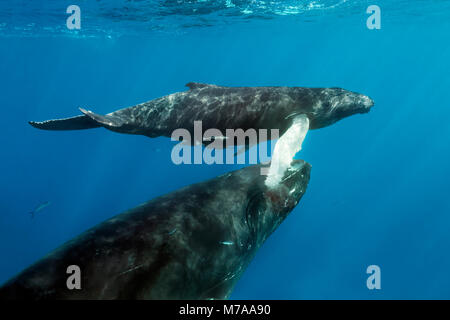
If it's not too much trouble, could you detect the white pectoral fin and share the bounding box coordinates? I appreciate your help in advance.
[265,114,309,188]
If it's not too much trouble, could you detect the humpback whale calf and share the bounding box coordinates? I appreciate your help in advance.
[29,83,372,186]
[0,160,311,300]
[29,83,373,143]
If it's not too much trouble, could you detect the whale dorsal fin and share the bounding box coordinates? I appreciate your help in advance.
[185,82,213,90]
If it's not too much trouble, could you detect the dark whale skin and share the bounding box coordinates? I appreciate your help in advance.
[0,160,311,300]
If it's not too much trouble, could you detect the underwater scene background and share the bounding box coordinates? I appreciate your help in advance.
[1,0,450,299]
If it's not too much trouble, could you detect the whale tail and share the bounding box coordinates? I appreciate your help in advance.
[28,108,124,131]
[29,114,102,131]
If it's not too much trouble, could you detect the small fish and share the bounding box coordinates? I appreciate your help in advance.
[29,201,51,219]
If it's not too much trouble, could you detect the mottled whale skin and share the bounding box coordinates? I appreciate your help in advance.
[0,160,311,300]
[29,83,374,142]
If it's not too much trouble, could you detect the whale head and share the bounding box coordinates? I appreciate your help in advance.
[264,159,311,215]
[245,160,311,245]
[308,88,374,129]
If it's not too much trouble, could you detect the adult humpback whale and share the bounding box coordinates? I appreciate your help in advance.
[0,160,311,300]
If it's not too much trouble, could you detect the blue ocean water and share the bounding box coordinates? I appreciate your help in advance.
[1,0,450,299]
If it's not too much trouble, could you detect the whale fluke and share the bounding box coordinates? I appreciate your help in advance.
[28,114,101,131]
[28,108,124,131]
